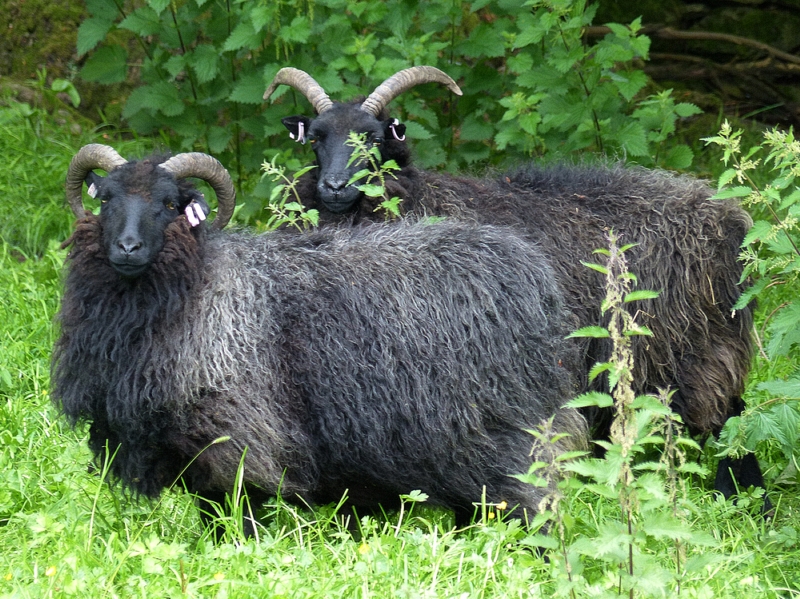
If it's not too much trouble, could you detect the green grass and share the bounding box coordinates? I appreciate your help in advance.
[0,100,799,598]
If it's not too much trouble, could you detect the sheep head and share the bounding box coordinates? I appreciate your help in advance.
[264,66,461,214]
[65,144,236,278]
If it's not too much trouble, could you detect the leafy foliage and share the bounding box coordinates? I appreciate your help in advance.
[524,237,716,598]
[704,124,800,473]
[344,132,403,219]
[78,0,700,221]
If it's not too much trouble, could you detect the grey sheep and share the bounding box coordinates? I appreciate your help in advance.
[52,144,586,531]
[265,66,765,509]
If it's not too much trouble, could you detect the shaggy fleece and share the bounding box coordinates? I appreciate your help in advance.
[53,216,585,522]
[299,162,754,439]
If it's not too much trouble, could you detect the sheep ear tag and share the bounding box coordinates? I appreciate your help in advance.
[184,198,208,228]
[281,116,311,145]
[87,183,98,198]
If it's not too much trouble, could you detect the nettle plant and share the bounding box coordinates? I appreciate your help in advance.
[704,123,800,478]
[521,236,715,598]
[344,132,403,220]
[77,0,700,221]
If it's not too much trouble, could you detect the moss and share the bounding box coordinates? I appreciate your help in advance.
[1,0,85,80]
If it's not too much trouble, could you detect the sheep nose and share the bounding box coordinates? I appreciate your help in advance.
[117,238,142,255]
[323,176,347,192]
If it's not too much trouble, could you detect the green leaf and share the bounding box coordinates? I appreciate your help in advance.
[347,169,371,186]
[624,325,654,336]
[119,7,161,37]
[674,102,702,117]
[293,165,317,179]
[146,0,170,14]
[624,290,659,303]
[459,114,494,142]
[402,122,433,141]
[566,392,614,409]
[191,45,219,84]
[580,261,608,275]
[164,55,186,78]
[228,74,265,105]
[733,277,768,310]
[757,377,800,399]
[207,126,232,154]
[617,121,648,156]
[77,17,114,56]
[357,184,386,198]
[459,23,506,58]
[79,45,128,84]
[745,406,789,449]
[717,168,739,189]
[663,144,694,170]
[765,301,800,358]
[611,70,647,101]
[123,82,184,118]
[279,16,312,44]
[710,186,753,200]
[588,361,613,383]
[223,22,260,52]
[742,220,774,247]
[566,326,610,339]
[51,79,81,108]
[85,0,119,20]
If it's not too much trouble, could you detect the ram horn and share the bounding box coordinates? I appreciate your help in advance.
[160,153,237,230]
[65,144,128,218]
[263,67,334,115]
[360,66,462,117]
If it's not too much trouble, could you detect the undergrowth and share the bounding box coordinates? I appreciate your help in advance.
[1,102,799,598]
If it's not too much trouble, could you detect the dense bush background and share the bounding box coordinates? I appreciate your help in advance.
[1,1,799,595]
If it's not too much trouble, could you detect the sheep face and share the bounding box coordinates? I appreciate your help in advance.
[282,103,407,213]
[86,159,207,278]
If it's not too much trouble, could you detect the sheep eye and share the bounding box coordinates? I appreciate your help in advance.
[307,134,317,144]
[373,137,384,146]
[165,201,176,211]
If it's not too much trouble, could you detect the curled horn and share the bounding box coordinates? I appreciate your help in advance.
[65,144,128,218]
[160,153,236,230]
[263,67,334,115]
[360,66,462,117]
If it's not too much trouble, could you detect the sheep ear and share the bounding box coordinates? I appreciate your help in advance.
[84,171,104,199]
[281,116,312,144]
[383,118,406,142]
[181,189,209,213]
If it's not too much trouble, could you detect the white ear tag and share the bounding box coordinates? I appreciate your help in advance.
[185,200,208,228]
[87,183,97,198]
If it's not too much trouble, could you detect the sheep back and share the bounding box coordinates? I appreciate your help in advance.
[303,161,754,438]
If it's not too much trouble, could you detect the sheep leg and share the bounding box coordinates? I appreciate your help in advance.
[714,454,773,516]
[710,395,772,516]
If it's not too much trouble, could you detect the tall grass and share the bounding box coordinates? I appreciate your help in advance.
[0,103,798,597]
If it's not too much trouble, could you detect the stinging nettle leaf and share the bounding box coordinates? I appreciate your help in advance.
[191,45,219,84]
[624,290,659,303]
[77,17,114,56]
[80,45,128,84]
[566,326,610,339]
[566,392,614,409]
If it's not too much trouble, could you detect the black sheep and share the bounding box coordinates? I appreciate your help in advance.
[265,67,766,509]
[52,144,587,531]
